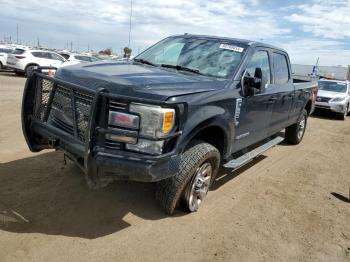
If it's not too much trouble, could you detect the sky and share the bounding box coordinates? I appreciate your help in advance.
[0,0,350,66]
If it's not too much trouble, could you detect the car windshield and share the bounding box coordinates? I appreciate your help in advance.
[318,81,347,93]
[134,36,246,78]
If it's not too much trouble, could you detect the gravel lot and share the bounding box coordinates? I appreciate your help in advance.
[0,70,350,262]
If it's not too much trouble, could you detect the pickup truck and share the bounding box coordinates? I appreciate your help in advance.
[22,34,317,214]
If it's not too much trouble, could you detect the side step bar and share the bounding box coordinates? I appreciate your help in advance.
[223,136,284,169]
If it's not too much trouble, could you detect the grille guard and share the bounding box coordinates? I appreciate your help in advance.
[22,67,187,175]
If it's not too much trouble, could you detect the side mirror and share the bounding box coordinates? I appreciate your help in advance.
[241,67,263,97]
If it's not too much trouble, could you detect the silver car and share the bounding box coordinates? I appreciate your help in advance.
[315,79,350,120]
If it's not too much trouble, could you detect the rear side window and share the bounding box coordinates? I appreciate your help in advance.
[31,52,43,58]
[273,52,290,84]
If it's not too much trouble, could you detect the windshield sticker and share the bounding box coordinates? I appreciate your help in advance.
[219,44,244,53]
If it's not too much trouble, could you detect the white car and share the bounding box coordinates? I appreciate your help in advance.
[6,49,78,76]
[59,52,100,63]
[315,79,350,120]
[0,46,15,69]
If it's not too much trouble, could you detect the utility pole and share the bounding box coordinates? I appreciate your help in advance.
[70,41,73,51]
[37,37,40,48]
[128,0,133,48]
[16,24,19,44]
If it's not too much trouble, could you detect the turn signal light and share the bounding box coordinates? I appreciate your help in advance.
[163,111,174,134]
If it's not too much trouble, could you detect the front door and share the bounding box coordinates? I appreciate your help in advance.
[234,49,275,151]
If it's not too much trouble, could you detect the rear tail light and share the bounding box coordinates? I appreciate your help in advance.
[15,55,26,59]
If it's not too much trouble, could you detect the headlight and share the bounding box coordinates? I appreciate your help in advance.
[331,97,345,102]
[126,103,175,155]
[129,103,175,137]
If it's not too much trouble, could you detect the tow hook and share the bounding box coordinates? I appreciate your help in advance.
[48,138,58,148]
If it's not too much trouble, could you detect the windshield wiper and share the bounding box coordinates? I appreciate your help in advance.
[160,64,204,75]
[133,58,156,66]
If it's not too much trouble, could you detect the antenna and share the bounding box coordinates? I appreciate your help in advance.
[128,0,133,48]
[16,24,19,44]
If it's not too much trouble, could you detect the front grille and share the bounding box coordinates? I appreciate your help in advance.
[33,77,94,142]
[316,96,331,103]
[109,99,128,111]
[105,139,123,150]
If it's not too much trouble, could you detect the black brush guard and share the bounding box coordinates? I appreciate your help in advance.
[22,68,186,188]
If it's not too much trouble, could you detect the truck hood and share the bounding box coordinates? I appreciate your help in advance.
[55,61,227,101]
[317,90,347,99]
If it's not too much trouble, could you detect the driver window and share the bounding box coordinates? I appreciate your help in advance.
[246,50,271,88]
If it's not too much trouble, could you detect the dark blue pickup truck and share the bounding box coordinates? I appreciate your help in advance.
[22,34,317,214]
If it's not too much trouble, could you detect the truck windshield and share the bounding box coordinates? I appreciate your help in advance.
[318,81,347,93]
[135,36,246,78]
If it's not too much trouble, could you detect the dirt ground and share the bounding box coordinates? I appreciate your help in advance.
[0,70,350,262]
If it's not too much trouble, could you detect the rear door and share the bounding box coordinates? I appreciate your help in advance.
[234,48,275,150]
[268,51,294,133]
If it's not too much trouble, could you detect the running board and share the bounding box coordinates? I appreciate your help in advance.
[223,136,284,169]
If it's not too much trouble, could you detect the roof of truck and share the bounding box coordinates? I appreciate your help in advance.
[172,34,286,53]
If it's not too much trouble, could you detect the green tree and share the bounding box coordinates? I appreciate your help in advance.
[98,48,113,56]
[123,47,132,58]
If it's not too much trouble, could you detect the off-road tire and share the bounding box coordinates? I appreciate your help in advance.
[156,142,220,215]
[285,109,308,145]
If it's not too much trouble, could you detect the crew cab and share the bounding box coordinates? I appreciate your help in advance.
[21,35,317,214]
[315,79,350,119]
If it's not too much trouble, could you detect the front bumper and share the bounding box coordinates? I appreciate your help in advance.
[22,69,185,188]
[315,101,347,114]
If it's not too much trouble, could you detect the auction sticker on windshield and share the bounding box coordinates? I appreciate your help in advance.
[219,44,244,52]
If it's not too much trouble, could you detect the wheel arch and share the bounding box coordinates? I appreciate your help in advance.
[305,99,313,116]
[178,116,233,160]
[24,63,40,75]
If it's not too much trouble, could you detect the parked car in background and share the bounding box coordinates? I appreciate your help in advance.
[6,49,78,76]
[0,45,15,69]
[59,52,100,63]
[315,79,350,119]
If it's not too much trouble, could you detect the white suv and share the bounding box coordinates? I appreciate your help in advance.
[7,49,77,76]
[0,46,15,69]
[59,52,101,63]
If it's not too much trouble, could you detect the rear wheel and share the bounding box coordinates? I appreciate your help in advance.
[0,61,3,70]
[156,142,220,215]
[285,109,307,145]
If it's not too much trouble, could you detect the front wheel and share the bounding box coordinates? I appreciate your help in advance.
[156,142,220,215]
[340,104,349,120]
[25,65,36,77]
[285,109,308,145]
